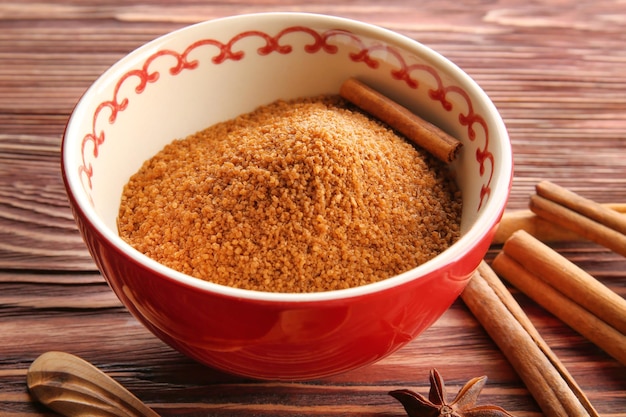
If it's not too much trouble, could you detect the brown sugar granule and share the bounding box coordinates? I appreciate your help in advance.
[117,95,462,293]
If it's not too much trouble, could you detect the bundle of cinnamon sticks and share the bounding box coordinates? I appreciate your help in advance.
[491,181,626,364]
[463,181,626,417]
[461,262,598,417]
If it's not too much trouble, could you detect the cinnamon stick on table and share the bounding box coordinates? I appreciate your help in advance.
[536,180,626,234]
[501,229,626,335]
[492,230,626,366]
[461,262,597,417]
[529,181,626,256]
[339,78,462,163]
[493,203,626,244]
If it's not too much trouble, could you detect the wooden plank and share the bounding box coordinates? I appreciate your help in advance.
[1,0,625,415]
[0,135,96,270]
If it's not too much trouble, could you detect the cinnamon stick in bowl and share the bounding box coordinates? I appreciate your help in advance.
[340,78,462,163]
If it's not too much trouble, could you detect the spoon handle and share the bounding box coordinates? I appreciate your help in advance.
[27,351,160,417]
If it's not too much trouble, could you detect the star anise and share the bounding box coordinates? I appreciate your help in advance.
[389,369,515,417]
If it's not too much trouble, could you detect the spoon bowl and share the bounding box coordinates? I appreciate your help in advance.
[27,351,159,417]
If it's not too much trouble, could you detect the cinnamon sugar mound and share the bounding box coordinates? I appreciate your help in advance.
[117,96,462,293]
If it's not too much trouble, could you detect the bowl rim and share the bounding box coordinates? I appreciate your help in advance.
[62,11,513,303]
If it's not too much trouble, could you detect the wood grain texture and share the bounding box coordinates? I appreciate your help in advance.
[1,1,625,416]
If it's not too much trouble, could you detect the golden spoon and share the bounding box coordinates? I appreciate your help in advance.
[27,351,160,417]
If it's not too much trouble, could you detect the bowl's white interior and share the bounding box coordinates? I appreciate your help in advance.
[64,13,512,301]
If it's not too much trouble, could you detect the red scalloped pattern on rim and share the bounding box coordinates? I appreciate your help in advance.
[78,26,493,209]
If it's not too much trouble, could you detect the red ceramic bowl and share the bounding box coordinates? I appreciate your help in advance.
[62,12,513,380]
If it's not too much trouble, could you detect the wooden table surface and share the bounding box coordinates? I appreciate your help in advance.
[1,1,625,416]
